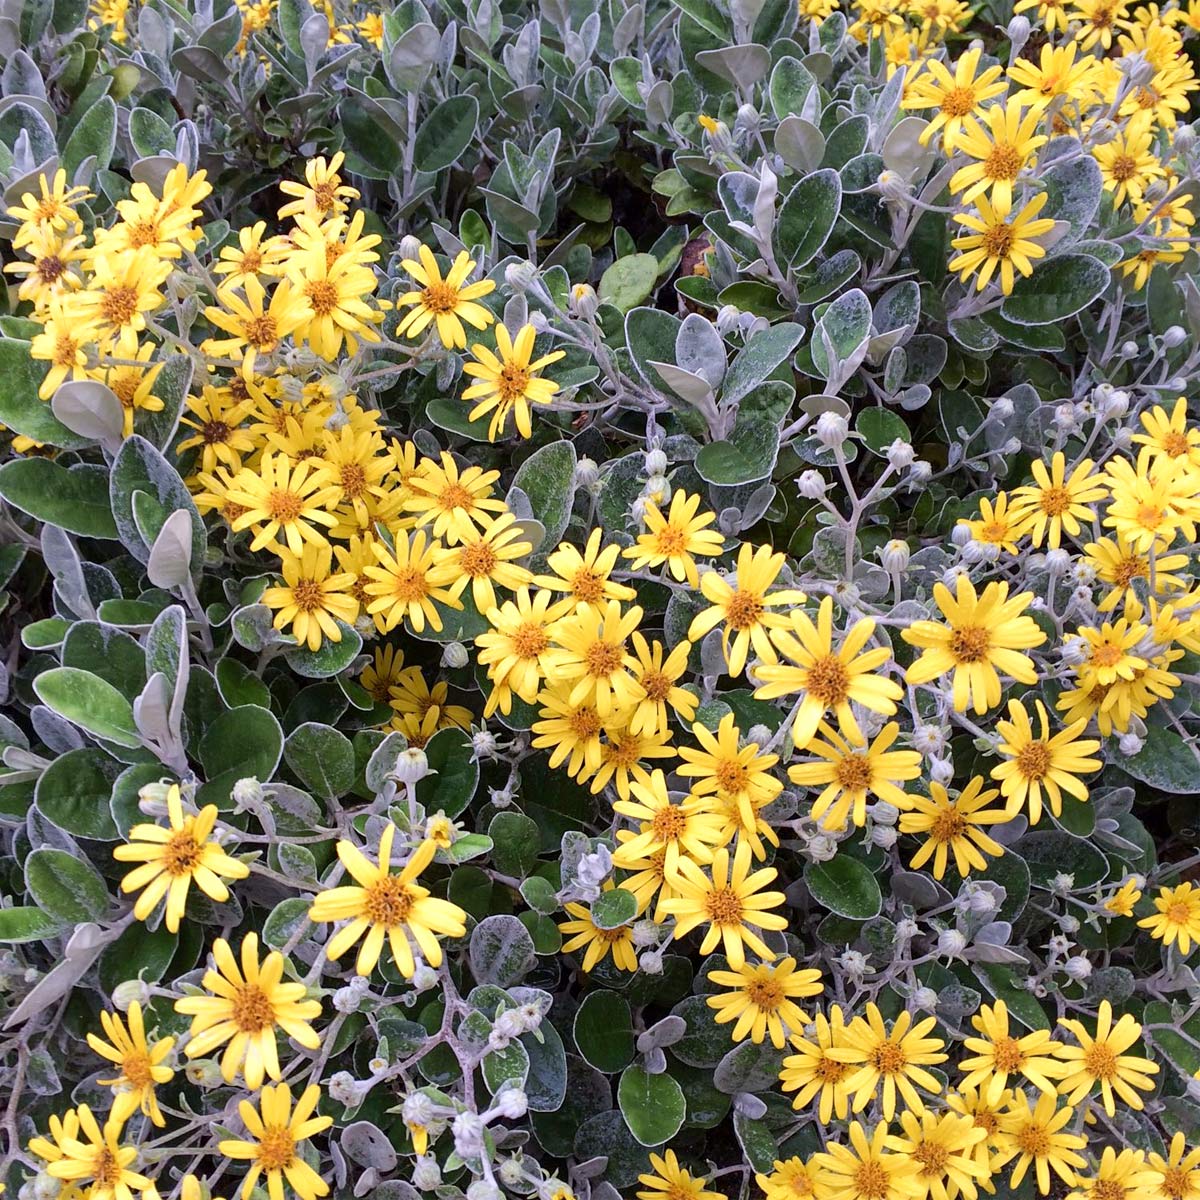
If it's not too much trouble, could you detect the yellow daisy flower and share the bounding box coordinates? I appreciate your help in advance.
[394,246,496,350]
[902,576,1046,714]
[174,932,322,1090]
[1010,451,1109,549]
[687,541,808,677]
[992,1092,1086,1195]
[476,586,573,714]
[462,322,565,440]
[898,776,1009,879]
[1055,999,1159,1116]
[535,527,638,606]
[86,1003,176,1127]
[217,1083,332,1200]
[262,543,359,651]
[402,452,507,545]
[636,1150,726,1200]
[958,999,1065,1104]
[611,770,725,874]
[812,1121,921,1200]
[112,784,249,932]
[627,633,699,736]
[1146,1133,1200,1200]
[949,192,1057,295]
[833,1002,948,1120]
[959,492,1031,554]
[1067,1147,1158,1200]
[902,48,1008,151]
[544,598,645,718]
[558,885,640,972]
[949,101,1048,211]
[363,530,462,635]
[227,452,341,555]
[46,1106,150,1200]
[308,829,467,977]
[884,1110,988,1200]
[1137,881,1200,954]
[658,839,787,969]
[277,151,358,221]
[751,597,902,748]
[706,956,823,1048]
[990,698,1102,825]
[622,491,725,587]
[787,720,922,832]
[779,1005,854,1123]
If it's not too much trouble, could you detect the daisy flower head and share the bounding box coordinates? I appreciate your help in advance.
[174,932,322,1090]
[462,321,565,440]
[112,783,249,932]
[902,576,1046,714]
[687,541,808,677]
[395,246,496,350]
[308,828,467,977]
[898,775,1009,879]
[706,956,823,1048]
[1138,881,1200,954]
[751,597,903,749]
[658,838,788,969]
[1055,999,1159,1115]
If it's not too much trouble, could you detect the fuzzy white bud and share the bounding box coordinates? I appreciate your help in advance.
[393,748,430,784]
[441,642,469,669]
[492,1087,528,1120]
[639,950,664,974]
[886,439,915,469]
[570,283,598,319]
[871,825,898,850]
[1118,732,1145,756]
[815,411,849,447]
[937,929,967,957]
[930,756,955,785]
[797,470,828,498]
[452,1111,486,1159]
[912,985,939,1011]
[412,1156,443,1191]
[1063,955,1093,981]
[644,448,669,476]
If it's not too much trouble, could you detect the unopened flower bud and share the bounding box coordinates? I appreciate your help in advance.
[896,918,920,941]
[1120,340,1139,358]
[871,825,898,850]
[575,456,600,488]
[1044,548,1071,574]
[1163,325,1188,348]
[631,919,661,947]
[112,979,150,1012]
[736,103,761,133]
[797,469,828,498]
[909,459,932,483]
[569,283,598,319]
[913,725,946,754]
[466,1182,502,1200]
[715,304,742,336]
[328,1071,365,1106]
[1063,955,1092,981]
[472,730,498,759]
[838,950,869,978]
[808,834,838,862]
[185,1059,224,1088]
[912,985,939,1011]
[498,1158,526,1187]
[398,235,423,261]
[930,757,955,785]
[441,642,469,669]
[815,411,849,447]
[746,724,772,747]
[644,448,669,476]
[505,260,536,291]
[393,748,430,785]
[886,438,915,469]
[1054,403,1078,430]
[412,1156,443,1191]
[879,539,910,573]
[1051,872,1076,895]
[333,986,362,1014]
[1059,914,1080,934]
[937,929,967,957]
[578,847,613,888]
[877,170,911,203]
[1118,732,1144,756]
[493,1086,528,1120]
[137,780,173,817]
[639,950,664,974]
[232,777,264,809]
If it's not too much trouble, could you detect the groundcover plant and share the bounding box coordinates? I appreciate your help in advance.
[3,0,1200,1198]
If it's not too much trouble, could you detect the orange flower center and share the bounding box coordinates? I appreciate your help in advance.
[982,222,1015,259]
[651,805,689,841]
[949,626,991,663]
[806,654,851,706]
[163,830,203,876]
[1168,901,1194,924]
[940,85,977,116]
[714,759,750,795]
[292,578,324,613]
[101,285,140,328]
[1110,555,1146,587]
[232,983,276,1032]
[930,807,967,843]
[389,567,431,603]
[1092,1181,1127,1200]
[1092,643,1125,668]
[305,279,339,316]
[852,1160,891,1200]
[339,462,367,498]
[585,640,624,678]
[511,622,549,659]
[652,525,688,555]
[421,282,459,314]
[36,255,65,283]
[267,488,304,523]
[1083,1041,1118,1080]
[1015,740,1051,781]
[567,706,602,741]
[255,1126,297,1172]
[1162,431,1191,457]
[92,1147,123,1186]
[1039,485,1072,515]
[569,567,606,603]
[725,590,764,630]
[870,1040,908,1074]
[363,876,416,927]
[705,886,744,926]
[497,363,531,402]
[122,1051,154,1089]
[1109,154,1138,183]
[460,541,499,577]
[992,1035,1025,1071]
[745,976,784,1011]
[984,143,1023,181]
[834,754,874,791]
[913,1140,949,1175]
[53,333,80,366]
[640,669,673,701]
[1016,1123,1051,1157]
[242,314,279,349]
